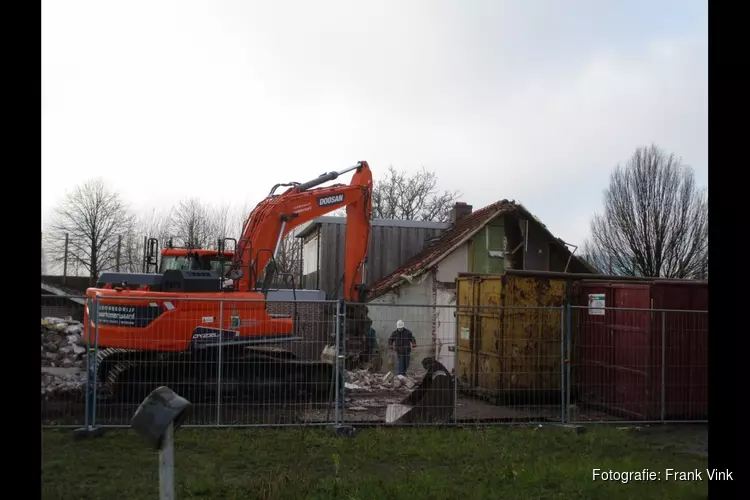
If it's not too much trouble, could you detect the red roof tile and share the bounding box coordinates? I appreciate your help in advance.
[367,200,519,299]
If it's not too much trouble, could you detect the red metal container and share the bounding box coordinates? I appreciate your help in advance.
[572,280,708,420]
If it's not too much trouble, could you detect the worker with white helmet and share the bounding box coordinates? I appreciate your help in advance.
[388,319,416,376]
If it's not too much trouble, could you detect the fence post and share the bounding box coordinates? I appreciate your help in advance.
[560,306,566,424]
[661,310,666,423]
[217,299,224,426]
[84,295,93,429]
[565,302,572,424]
[334,300,346,426]
[75,295,102,438]
[453,305,459,424]
[92,296,100,428]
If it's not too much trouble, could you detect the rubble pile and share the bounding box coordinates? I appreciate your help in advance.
[41,370,86,399]
[344,369,423,392]
[40,317,87,398]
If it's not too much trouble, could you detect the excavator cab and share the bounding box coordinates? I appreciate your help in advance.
[151,236,236,276]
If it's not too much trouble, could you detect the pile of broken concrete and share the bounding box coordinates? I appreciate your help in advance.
[41,317,87,399]
[344,369,422,392]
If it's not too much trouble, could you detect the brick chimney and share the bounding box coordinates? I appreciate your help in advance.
[449,202,473,225]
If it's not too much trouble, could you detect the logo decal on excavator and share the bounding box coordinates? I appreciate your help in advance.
[190,327,240,343]
[192,331,219,339]
[97,304,162,328]
[317,193,344,207]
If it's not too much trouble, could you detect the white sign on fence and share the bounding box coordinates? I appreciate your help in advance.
[588,293,605,315]
[460,327,470,340]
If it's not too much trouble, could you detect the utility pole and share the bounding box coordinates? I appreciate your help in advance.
[142,236,148,273]
[116,235,122,272]
[63,233,69,285]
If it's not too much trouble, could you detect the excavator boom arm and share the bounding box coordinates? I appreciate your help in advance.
[233,161,373,301]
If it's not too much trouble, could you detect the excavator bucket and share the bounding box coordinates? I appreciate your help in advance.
[319,344,363,370]
[320,344,337,364]
[319,345,382,372]
[385,357,456,425]
[319,304,380,371]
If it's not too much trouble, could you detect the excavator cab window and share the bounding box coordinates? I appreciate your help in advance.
[159,256,192,272]
[160,254,231,274]
[209,258,231,275]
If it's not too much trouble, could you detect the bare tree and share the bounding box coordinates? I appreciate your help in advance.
[120,208,173,273]
[579,241,632,275]
[372,165,461,222]
[227,203,249,239]
[115,202,243,273]
[212,203,234,241]
[44,178,135,283]
[169,198,234,249]
[273,233,303,281]
[586,144,708,279]
[169,198,212,248]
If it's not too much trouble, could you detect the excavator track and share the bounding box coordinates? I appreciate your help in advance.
[91,345,335,404]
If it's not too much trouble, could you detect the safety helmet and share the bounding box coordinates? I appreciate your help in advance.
[396,320,404,329]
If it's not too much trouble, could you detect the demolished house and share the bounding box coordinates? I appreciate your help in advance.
[366,200,597,372]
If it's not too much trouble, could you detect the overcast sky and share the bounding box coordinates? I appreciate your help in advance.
[41,0,707,247]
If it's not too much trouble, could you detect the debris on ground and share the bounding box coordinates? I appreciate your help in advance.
[344,369,423,393]
[41,317,87,398]
[41,370,86,399]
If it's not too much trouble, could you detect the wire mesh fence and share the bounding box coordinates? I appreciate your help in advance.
[568,306,708,424]
[41,295,708,428]
[339,303,457,426]
[454,305,567,425]
[91,295,339,428]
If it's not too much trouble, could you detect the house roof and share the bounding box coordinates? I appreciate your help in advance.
[296,216,450,240]
[41,275,92,293]
[366,199,596,299]
[41,282,87,305]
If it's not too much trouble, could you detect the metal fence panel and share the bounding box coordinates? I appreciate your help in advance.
[41,295,708,429]
[341,303,458,427]
[453,305,566,425]
[344,303,569,426]
[95,296,339,428]
[662,309,709,421]
[568,306,708,424]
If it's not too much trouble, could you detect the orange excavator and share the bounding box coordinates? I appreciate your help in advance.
[85,162,373,402]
